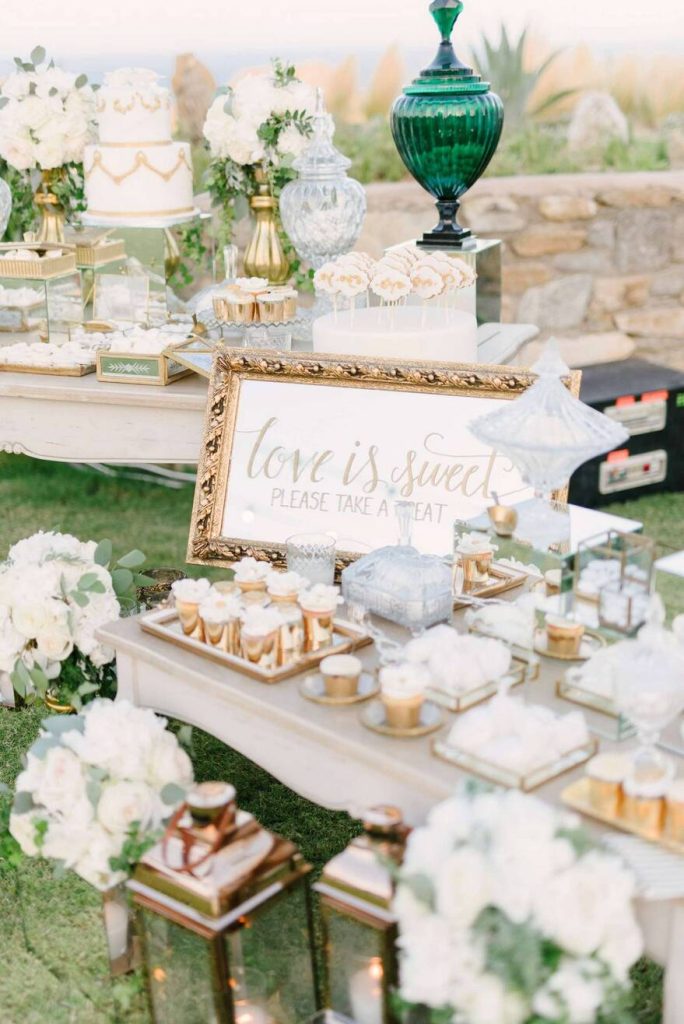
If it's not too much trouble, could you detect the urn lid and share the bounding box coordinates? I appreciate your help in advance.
[404,0,492,96]
[292,88,352,178]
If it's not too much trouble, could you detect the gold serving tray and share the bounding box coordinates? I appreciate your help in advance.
[0,361,95,377]
[0,242,77,279]
[453,562,527,608]
[561,777,684,854]
[427,655,528,713]
[75,238,126,267]
[139,606,372,683]
[433,735,597,792]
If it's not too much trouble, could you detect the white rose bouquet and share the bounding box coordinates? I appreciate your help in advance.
[203,58,315,245]
[0,530,149,709]
[0,45,97,236]
[9,698,193,890]
[394,786,643,1024]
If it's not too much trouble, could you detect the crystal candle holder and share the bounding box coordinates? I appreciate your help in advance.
[286,532,336,585]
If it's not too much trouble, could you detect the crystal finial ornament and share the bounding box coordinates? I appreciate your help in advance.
[469,341,629,546]
[279,89,366,271]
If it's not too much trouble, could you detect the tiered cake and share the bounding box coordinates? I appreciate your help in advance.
[84,68,194,224]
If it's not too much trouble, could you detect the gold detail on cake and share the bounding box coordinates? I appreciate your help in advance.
[85,207,195,219]
[97,92,170,114]
[85,148,191,186]
[98,140,172,149]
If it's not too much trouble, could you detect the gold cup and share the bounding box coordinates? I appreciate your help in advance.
[237,579,268,595]
[202,616,241,655]
[213,580,239,597]
[268,590,300,605]
[665,794,684,844]
[240,627,279,670]
[302,608,335,652]
[257,294,286,324]
[175,599,204,641]
[588,777,623,818]
[226,297,256,324]
[487,503,517,538]
[546,618,585,657]
[320,655,363,699]
[460,549,493,590]
[381,693,424,730]
[277,608,304,667]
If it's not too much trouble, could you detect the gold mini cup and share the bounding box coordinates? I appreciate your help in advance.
[240,627,279,670]
[202,616,241,656]
[622,792,664,839]
[381,692,424,730]
[546,618,585,657]
[302,608,335,652]
[320,655,363,699]
[226,297,256,324]
[277,607,304,667]
[460,549,493,590]
[664,789,684,844]
[175,599,204,642]
[257,294,286,324]
[237,579,268,595]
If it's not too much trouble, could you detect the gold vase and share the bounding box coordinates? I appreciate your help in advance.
[35,169,67,245]
[164,227,181,279]
[243,165,291,285]
[44,690,77,715]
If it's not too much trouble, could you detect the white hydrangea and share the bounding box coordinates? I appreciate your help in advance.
[0,59,96,171]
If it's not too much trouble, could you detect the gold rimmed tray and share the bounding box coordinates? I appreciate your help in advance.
[534,627,607,662]
[0,362,95,377]
[561,777,684,854]
[453,562,527,608]
[360,699,444,738]
[299,671,379,706]
[139,606,372,684]
[432,735,598,792]
[556,674,635,741]
[426,654,528,713]
[0,243,77,279]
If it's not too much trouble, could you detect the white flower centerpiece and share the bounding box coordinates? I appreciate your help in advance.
[395,786,643,1024]
[0,45,97,241]
[0,530,148,710]
[9,699,193,889]
[203,58,316,280]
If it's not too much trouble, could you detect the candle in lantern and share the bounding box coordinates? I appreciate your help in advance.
[349,957,384,1024]
[234,1001,272,1024]
[102,892,129,961]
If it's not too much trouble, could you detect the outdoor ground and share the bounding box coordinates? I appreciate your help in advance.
[0,453,680,1023]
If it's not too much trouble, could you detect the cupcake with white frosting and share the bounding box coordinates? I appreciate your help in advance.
[240,605,284,669]
[199,590,242,654]
[233,557,271,594]
[266,570,308,605]
[172,577,212,640]
[379,662,431,729]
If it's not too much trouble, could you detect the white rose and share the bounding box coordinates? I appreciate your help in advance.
[534,961,605,1024]
[1,72,32,101]
[0,611,25,672]
[34,137,67,170]
[41,800,94,866]
[34,67,76,99]
[64,699,166,781]
[277,124,307,158]
[98,780,163,835]
[9,810,45,856]
[146,732,193,793]
[18,94,52,131]
[459,973,526,1024]
[35,619,73,662]
[393,883,431,929]
[435,847,492,929]
[402,823,455,878]
[34,746,88,815]
[13,594,65,641]
[397,914,455,1007]
[0,122,35,171]
[599,909,644,981]
[73,823,125,891]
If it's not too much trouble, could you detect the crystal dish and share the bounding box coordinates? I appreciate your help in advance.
[433,735,597,792]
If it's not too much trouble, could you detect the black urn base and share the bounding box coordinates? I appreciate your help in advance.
[418,198,472,248]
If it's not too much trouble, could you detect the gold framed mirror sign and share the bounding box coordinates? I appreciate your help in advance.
[188,350,578,570]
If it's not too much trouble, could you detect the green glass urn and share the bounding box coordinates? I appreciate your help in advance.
[390,0,504,247]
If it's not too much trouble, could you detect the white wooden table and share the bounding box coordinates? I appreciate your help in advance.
[0,372,208,464]
[99,608,682,1022]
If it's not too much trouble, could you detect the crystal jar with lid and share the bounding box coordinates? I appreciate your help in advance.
[341,502,452,632]
[279,89,366,270]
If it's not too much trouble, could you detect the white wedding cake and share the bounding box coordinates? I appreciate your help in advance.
[313,306,477,361]
[84,68,194,225]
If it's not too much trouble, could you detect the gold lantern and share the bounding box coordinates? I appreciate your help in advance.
[129,781,319,1024]
[311,806,409,1024]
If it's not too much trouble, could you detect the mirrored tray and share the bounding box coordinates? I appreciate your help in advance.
[432,735,597,792]
[139,606,372,684]
[427,655,528,713]
[562,776,684,855]
[556,673,635,741]
[453,562,527,608]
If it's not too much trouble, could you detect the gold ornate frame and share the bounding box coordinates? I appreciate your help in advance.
[187,350,580,570]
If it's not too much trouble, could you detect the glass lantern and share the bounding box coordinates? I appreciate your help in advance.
[311,806,408,1024]
[279,89,366,275]
[574,530,655,634]
[129,781,319,1024]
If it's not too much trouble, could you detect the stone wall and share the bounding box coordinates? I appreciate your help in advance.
[356,170,684,368]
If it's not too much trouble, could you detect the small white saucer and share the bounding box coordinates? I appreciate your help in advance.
[360,700,444,738]
[299,672,378,706]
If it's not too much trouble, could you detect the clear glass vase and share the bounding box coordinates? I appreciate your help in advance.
[279,89,366,272]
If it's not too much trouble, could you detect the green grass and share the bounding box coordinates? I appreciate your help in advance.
[0,454,678,1023]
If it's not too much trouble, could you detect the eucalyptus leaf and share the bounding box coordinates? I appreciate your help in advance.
[11,659,31,698]
[30,45,46,65]
[31,735,62,759]
[160,782,186,805]
[70,590,89,608]
[0,98,10,110]
[77,681,100,696]
[13,57,23,69]
[401,873,435,909]
[28,666,48,698]
[12,791,34,814]
[116,549,146,570]
[48,86,58,97]
[78,571,101,590]
[86,779,101,808]
[52,860,68,880]
[111,567,134,595]
[75,73,88,88]
[94,539,113,567]
[42,714,84,736]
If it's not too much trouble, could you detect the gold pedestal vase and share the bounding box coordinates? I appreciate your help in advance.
[34,168,67,245]
[243,165,291,285]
